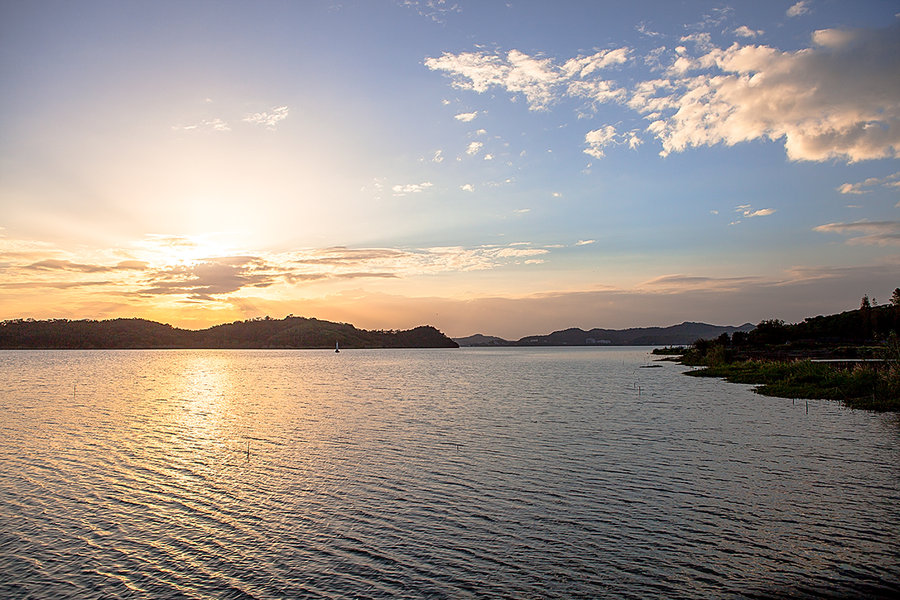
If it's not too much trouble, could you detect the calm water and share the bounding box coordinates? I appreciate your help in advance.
[0,348,898,599]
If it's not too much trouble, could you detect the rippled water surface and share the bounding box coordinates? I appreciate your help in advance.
[1,348,898,599]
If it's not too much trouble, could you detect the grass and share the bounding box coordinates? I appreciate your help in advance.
[685,359,900,412]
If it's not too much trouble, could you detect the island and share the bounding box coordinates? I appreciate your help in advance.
[0,316,458,350]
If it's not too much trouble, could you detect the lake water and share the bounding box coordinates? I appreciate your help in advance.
[0,347,898,599]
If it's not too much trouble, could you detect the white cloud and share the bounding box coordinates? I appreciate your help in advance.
[392,182,434,196]
[243,106,289,129]
[736,205,775,218]
[734,25,763,38]
[483,153,493,160]
[747,208,775,217]
[454,111,477,122]
[637,25,900,162]
[584,126,642,157]
[174,118,231,132]
[400,0,461,23]
[427,25,900,164]
[787,1,811,18]
[814,220,900,246]
[460,183,474,192]
[466,141,483,155]
[425,47,629,111]
[513,208,530,214]
[575,239,596,246]
[837,172,900,194]
[584,126,617,158]
[432,150,444,163]
[551,192,562,198]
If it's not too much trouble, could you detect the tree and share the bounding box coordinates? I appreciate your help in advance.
[861,295,871,310]
[891,288,900,306]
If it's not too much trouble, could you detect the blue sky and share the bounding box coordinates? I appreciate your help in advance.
[1,1,899,338]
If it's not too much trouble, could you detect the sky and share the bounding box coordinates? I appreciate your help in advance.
[1,0,899,339]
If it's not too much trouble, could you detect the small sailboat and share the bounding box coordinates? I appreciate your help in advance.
[335,341,340,353]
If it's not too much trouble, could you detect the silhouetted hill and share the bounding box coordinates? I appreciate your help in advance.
[0,316,458,349]
[454,334,511,346]
[455,322,754,347]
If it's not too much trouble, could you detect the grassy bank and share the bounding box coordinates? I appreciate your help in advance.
[683,360,900,412]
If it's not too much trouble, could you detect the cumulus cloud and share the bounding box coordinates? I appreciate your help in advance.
[460,183,474,192]
[392,182,434,195]
[837,171,900,194]
[787,1,811,18]
[465,141,483,155]
[432,150,444,163]
[637,24,900,162]
[814,220,900,246]
[243,106,289,129]
[427,24,900,164]
[455,111,477,122]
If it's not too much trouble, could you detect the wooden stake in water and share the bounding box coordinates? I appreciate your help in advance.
[246,440,250,461]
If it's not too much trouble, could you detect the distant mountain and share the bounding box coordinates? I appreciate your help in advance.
[0,316,458,349]
[455,322,755,347]
[454,334,511,347]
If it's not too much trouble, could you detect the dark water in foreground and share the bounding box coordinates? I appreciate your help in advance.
[0,348,898,599]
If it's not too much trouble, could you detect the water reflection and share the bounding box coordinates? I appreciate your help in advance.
[0,348,897,599]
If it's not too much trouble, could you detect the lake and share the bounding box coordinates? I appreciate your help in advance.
[1,347,898,599]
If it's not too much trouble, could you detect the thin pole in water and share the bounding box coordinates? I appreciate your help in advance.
[806,400,808,414]
[246,440,250,460]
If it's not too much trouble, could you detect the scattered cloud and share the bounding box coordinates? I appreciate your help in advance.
[641,273,762,291]
[454,111,477,122]
[428,24,900,163]
[636,22,661,37]
[584,126,642,158]
[575,240,596,246]
[734,25,763,38]
[173,118,230,132]
[584,126,617,159]
[466,141,483,155]
[400,0,461,23]
[392,182,434,195]
[425,47,629,112]
[746,208,775,217]
[24,259,148,273]
[814,220,900,246]
[837,171,900,194]
[483,153,493,160]
[460,183,474,192]
[787,1,811,18]
[141,256,281,296]
[243,106,289,129]
[432,149,444,163]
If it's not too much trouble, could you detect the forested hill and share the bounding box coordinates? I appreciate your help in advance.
[0,317,459,349]
[455,322,755,347]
